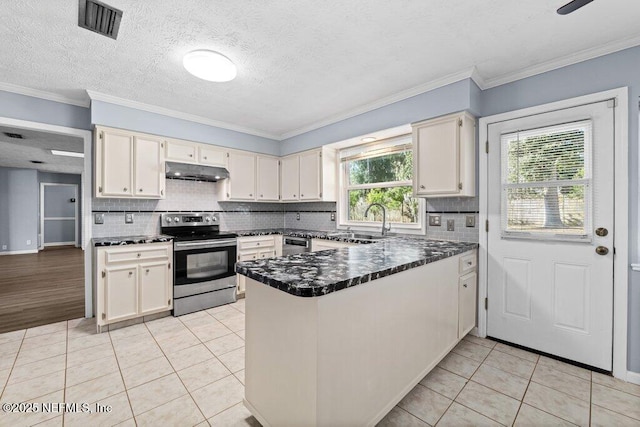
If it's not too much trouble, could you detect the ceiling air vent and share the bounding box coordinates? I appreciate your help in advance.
[3,132,24,139]
[78,0,123,40]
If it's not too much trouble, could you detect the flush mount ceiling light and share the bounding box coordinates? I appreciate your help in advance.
[183,50,237,82]
[361,137,377,143]
[51,150,84,158]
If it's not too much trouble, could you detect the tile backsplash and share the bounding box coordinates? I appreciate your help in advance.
[92,180,478,242]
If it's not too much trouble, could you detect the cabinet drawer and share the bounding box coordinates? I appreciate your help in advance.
[238,236,276,251]
[105,247,170,264]
[459,251,477,274]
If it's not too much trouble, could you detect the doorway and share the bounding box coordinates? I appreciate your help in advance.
[479,88,629,379]
[40,183,79,247]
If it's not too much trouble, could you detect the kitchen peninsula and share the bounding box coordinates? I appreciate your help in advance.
[236,236,478,426]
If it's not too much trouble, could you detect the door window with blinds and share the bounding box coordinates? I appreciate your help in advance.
[340,135,422,228]
[501,120,592,241]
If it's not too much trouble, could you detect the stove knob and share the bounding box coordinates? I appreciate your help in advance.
[212,217,217,221]
[165,217,172,223]
[174,217,180,223]
[205,217,211,222]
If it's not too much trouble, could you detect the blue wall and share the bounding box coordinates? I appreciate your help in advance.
[0,167,39,252]
[0,91,91,130]
[280,79,475,155]
[91,100,280,156]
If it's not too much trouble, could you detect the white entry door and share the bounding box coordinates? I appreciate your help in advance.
[487,100,614,370]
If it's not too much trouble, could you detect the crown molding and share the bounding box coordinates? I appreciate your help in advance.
[481,33,640,89]
[0,82,90,107]
[86,90,281,140]
[279,68,477,140]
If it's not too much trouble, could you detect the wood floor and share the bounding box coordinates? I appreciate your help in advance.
[0,246,84,333]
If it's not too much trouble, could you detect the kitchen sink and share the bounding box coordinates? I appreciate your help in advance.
[327,232,387,241]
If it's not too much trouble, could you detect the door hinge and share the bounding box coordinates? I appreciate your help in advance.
[226,152,230,158]
[485,298,488,310]
[98,186,102,193]
[485,141,489,153]
[101,270,105,278]
[99,131,104,139]
[607,98,617,108]
[278,160,281,165]
[458,183,463,190]
[319,192,322,197]
[160,189,164,196]
[102,313,106,320]
[168,299,171,305]
[161,142,164,148]
[168,262,171,269]
[485,220,489,232]
[458,118,463,127]
[226,193,230,198]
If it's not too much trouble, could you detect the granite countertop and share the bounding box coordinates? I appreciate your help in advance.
[236,236,478,297]
[92,235,173,247]
[233,228,379,244]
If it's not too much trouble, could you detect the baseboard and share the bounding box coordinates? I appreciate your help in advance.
[44,242,75,247]
[0,249,38,255]
[627,370,640,385]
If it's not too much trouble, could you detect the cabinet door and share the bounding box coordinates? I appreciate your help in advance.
[458,272,477,338]
[139,261,171,315]
[299,150,322,200]
[228,152,256,200]
[414,116,460,196]
[280,155,299,201]
[134,136,164,198]
[165,140,197,162]
[238,250,259,262]
[438,274,459,351]
[257,156,280,201]
[104,265,138,322]
[99,129,133,197]
[199,145,226,166]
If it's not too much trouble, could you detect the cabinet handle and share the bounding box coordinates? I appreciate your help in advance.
[249,194,253,197]
[204,156,207,160]
[137,253,141,258]
[260,194,263,197]
[139,188,143,192]
[420,185,425,189]
[257,243,260,246]
[189,154,193,157]
[466,261,473,266]
[128,271,133,276]
[301,194,304,197]
[146,269,149,273]
[293,194,296,197]
[123,187,128,191]
[463,284,468,288]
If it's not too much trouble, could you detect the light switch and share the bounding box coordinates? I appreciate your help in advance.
[125,213,134,224]
[94,213,104,224]
[447,219,455,231]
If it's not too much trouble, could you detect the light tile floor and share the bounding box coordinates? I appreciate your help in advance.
[1,300,639,426]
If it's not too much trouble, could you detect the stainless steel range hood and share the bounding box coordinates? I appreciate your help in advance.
[165,161,230,182]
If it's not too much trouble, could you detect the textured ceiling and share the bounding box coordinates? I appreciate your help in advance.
[0,126,84,174]
[1,1,639,139]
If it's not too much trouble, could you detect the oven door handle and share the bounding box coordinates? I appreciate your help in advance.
[174,239,237,250]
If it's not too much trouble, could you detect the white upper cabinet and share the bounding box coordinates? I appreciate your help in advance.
[257,155,280,201]
[280,155,300,202]
[299,150,322,200]
[199,145,226,167]
[134,135,164,198]
[165,139,197,163]
[279,147,337,202]
[412,111,476,197]
[225,151,256,201]
[96,126,165,199]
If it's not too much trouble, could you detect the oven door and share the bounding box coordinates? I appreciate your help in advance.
[173,239,237,286]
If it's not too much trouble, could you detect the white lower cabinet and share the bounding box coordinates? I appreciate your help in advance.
[96,242,173,329]
[458,250,478,338]
[236,235,282,294]
[310,239,357,252]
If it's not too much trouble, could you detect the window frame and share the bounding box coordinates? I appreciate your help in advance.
[337,138,425,234]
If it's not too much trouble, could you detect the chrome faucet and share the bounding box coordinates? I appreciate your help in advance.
[364,203,391,235]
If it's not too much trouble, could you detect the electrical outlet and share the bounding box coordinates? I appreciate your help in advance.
[429,215,441,226]
[447,219,455,231]
[330,212,336,221]
[26,240,32,245]
[125,213,134,224]
[94,213,104,224]
[1,245,6,250]
[465,215,476,227]
[296,212,300,221]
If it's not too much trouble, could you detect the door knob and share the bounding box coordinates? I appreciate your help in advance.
[595,227,608,237]
[595,246,609,255]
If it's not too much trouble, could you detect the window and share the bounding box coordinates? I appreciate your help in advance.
[501,120,592,241]
[339,135,424,230]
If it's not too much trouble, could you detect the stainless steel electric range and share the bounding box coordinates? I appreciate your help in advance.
[160,212,237,316]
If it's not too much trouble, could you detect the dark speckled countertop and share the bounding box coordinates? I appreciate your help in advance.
[235,232,477,297]
[92,235,173,246]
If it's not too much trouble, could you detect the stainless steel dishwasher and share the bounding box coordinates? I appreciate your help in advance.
[282,236,310,255]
